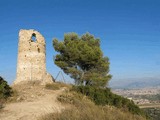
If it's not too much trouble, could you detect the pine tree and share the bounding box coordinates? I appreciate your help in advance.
[53,33,111,87]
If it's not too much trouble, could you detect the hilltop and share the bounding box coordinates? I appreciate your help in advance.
[0,82,146,120]
[0,82,65,120]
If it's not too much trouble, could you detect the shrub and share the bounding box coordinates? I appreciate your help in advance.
[0,76,12,99]
[72,85,148,118]
[0,76,12,109]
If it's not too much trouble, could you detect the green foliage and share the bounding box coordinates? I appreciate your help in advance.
[72,85,148,118]
[0,76,12,99]
[53,33,111,87]
[0,76,12,109]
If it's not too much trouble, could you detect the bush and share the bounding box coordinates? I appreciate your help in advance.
[72,85,148,118]
[0,76,12,99]
[0,76,12,109]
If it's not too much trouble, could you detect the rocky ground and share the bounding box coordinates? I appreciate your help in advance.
[0,83,66,120]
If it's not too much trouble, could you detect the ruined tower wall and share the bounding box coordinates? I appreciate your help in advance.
[14,29,53,85]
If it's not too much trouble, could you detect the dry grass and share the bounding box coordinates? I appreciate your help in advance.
[40,91,146,120]
[45,82,71,90]
[7,82,71,103]
[6,89,19,103]
[0,99,5,110]
[0,88,18,109]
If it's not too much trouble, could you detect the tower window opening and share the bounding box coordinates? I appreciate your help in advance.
[31,33,36,42]
[38,48,40,53]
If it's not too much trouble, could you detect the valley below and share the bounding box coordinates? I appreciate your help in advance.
[112,87,160,120]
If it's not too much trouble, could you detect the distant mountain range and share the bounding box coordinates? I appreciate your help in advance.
[109,77,160,89]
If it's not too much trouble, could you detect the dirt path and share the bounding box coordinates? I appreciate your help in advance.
[0,84,65,120]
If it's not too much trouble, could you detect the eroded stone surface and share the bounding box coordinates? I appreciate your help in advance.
[14,29,53,85]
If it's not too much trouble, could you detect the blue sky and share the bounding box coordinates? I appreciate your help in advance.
[0,0,160,86]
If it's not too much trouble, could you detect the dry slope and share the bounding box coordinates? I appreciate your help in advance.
[0,83,65,120]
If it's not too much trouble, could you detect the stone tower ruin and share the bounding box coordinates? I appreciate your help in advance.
[14,29,53,85]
